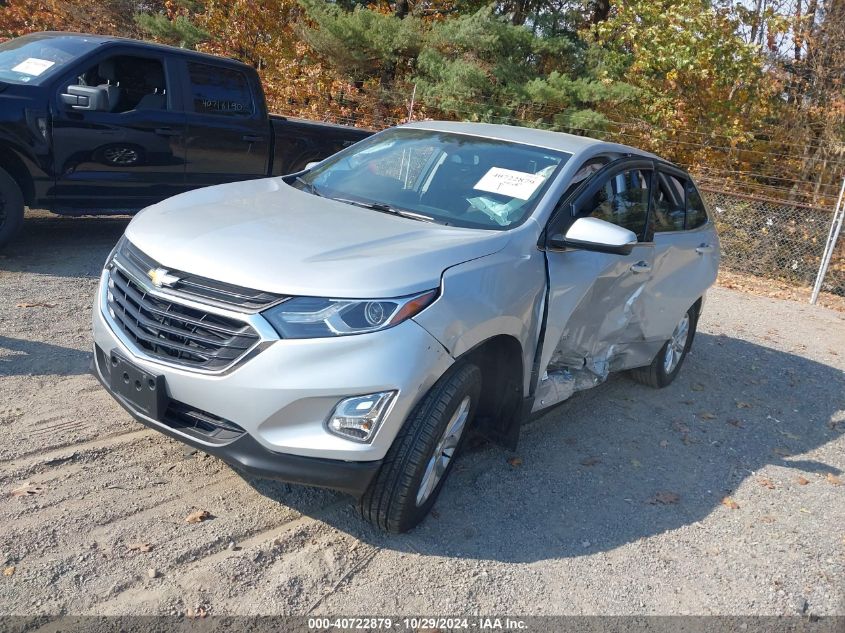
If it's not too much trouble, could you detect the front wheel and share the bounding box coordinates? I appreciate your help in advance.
[629,305,698,388]
[358,363,482,533]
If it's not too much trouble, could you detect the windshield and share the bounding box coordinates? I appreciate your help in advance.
[297,128,571,230]
[0,34,101,86]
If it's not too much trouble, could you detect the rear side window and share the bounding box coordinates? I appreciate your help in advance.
[188,62,254,117]
[685,181,708,229]
[651,172,686,233]
[576,167,652,240]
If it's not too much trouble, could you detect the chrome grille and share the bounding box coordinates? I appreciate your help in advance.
[106,266,261,371]
[119,239,286,312]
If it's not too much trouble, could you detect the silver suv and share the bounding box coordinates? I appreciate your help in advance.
[93,122,719,532]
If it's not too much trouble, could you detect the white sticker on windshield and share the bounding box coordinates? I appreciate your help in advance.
[11,58,55,76]
[473,167,547,200]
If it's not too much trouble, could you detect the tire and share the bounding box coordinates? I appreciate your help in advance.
[0,167,25,250]
[629,304,699,389]
[359,363,482,533]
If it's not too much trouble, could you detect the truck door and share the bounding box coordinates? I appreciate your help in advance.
[180,61,271,187]
[50,49,188,212]
[540,158,659,390]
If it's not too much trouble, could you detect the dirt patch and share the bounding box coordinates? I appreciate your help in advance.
[1,211,844,616]
[717,269,845,312]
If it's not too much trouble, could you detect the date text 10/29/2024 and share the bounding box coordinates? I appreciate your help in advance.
[307,617,528,630]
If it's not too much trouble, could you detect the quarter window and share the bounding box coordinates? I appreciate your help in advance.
[685,181,709,229]
[651,172,686,233]
[557,157,610,206]
[188,62,253,117]
[576,167,652,239]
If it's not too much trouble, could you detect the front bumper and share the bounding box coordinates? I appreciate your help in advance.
[92,269,454,465]
[91,350,381,496]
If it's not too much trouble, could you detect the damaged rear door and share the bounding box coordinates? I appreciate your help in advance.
[534,158,658,411]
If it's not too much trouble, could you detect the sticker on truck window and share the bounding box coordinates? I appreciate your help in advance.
[11,58,55,76]
[473,167,547,200]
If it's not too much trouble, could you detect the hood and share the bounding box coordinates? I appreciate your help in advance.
[124,178,509,298]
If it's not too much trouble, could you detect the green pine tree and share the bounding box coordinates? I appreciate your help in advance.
[135,11,209,49]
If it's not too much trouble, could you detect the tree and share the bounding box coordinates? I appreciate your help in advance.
[590,0,775,167]
[299,0,423,85]
[0,0,143,39]
[774,0,845,202]
[298,1,634,128]
[135,0,209,49]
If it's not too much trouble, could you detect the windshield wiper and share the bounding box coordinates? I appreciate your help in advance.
[330,197,438,224]
[295,176,322,197]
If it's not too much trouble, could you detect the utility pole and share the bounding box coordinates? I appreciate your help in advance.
[811,174,845,304]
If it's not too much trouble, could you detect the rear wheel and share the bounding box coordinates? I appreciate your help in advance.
[359,363,482,533]
[629,305,698,388]
[0,167,25,249]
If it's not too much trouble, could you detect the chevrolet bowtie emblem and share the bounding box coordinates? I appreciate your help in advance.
[147,267,180,288]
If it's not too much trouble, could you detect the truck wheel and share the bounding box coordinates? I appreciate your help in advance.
[359,363,482,533]
[0,167,25,249]
[629,305,698,389]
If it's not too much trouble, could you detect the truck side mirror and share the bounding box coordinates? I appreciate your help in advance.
[60,85,109,111]
[547,216,638,256]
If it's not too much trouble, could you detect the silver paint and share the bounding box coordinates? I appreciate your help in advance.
[564,216,639,249]
[94,121,720,466]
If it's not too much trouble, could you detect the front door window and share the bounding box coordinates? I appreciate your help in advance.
[575,167,652,240]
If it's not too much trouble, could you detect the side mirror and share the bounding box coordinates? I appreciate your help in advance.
[548,217,638,255]
[304,161,321,170]
[60,85,109,111]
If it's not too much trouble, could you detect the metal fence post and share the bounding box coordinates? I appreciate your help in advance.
[811,175,845,304]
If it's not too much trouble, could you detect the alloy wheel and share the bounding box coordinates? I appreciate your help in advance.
[416,395,471,507]
[663,313,690,374]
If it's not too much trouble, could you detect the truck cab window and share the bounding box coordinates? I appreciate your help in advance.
[76,55,168,113]
[188,62,254,117]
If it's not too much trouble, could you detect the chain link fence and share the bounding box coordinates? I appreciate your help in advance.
[700,188,845,297]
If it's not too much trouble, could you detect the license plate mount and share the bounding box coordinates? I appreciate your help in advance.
[108,351,168,419]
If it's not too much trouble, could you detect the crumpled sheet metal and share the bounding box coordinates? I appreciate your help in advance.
[533,365,602,412]
[533,277,649,412]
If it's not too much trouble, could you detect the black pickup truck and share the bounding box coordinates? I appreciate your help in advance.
[0,32,371,247]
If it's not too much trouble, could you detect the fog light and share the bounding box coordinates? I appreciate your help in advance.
[327,391,395,443]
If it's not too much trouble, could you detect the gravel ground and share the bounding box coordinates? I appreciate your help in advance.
[1,210,844,617]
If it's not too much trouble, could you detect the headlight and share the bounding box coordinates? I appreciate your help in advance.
[262,289,438,338]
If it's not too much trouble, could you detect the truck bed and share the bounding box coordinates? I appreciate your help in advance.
[269,115,372,175]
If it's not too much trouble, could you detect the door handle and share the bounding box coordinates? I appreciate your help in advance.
[242,134,265,142]
[154,127,179,137]
[630,261,651,274]
[695,243,714,255]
